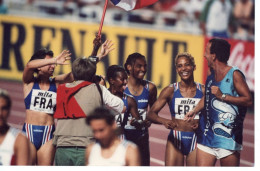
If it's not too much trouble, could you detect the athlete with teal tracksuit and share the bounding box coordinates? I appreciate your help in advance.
[185,38,252,166]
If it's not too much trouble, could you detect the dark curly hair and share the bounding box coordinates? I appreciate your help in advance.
[209,38,231,64]
[86,106,116,126]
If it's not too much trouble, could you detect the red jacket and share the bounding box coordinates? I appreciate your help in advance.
[54,81,92,119]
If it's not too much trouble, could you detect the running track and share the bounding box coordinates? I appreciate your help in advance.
[0,80,254,167]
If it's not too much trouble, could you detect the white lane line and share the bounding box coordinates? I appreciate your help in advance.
[240,159,254,166]
[150,157,164,166]
[149,137,166,145]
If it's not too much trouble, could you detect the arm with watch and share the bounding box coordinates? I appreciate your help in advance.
[210,70,252,107]
[89,37,115,63]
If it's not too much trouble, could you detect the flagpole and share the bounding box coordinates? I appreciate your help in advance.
[98,0,109,37]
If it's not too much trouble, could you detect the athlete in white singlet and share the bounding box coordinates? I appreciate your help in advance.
[85,107,140,166]
[0,89,31,165]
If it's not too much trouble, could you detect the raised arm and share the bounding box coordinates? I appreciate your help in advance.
[23,50,71,84]
[90,34,102,57]
[96,40,115,61]
[147,86,176,129]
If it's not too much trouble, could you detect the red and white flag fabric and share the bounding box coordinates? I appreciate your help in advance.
[110,0,158,11]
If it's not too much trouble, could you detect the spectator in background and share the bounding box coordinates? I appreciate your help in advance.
[172,0,206,33]
[153,0,178,11]
[233,0,254,40]
[0,0,8,14]
[0,89,31,165]
[200,0,233,38]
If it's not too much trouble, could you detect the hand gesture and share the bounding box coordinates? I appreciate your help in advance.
[191,123,198,130]
[55,50,71,65]
[211,86,222,100]
[162,119,177,129]
[97,40,115,60]
[184,110,196,122]
[143,119,152,128]
[130,119,143,130]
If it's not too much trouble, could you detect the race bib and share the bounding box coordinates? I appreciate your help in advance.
[124,108,147,129]
[115,113,125,127]
[29,89,56,114]
[174,98,200,119]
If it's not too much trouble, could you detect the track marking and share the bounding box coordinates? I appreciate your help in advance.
[150,157,164,166]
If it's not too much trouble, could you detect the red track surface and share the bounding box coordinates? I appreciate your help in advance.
[0,80,254,167]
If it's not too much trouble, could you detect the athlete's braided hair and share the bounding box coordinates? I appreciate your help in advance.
[175,52,196,67]
[106,65,126,84]
[124,52,146,75]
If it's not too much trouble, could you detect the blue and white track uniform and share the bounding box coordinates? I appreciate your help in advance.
[168,82,203,155]
[124,80,150,166]
[23,78,56,150]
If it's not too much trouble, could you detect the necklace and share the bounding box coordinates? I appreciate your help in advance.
[132,88,138,95]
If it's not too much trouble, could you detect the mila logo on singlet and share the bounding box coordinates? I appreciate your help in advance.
[175,98,199,115]
[30,89,56,114]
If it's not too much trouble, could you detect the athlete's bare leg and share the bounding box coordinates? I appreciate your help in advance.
[220,151,240,166]
[186,148,196,166]
[165,140,184,166]
[29,142,37,165]
[37,139,55,165]
[196,148,216,166]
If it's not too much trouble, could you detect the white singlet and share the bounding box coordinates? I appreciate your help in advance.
[0,127,20,165]
[88,140,135,166]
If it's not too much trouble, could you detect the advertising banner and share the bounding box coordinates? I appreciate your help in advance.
[0,15,205,94]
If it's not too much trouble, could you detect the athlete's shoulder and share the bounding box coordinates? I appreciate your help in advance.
[158,84,174,99]
[122,139,137,149]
